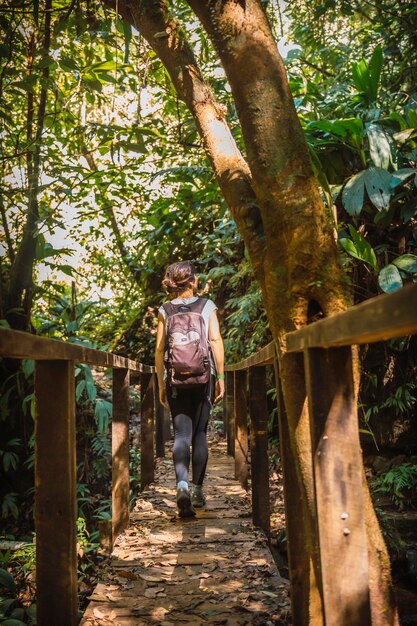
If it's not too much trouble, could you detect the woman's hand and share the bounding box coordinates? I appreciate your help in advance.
[214,378,225,404]
[159,386,169,409]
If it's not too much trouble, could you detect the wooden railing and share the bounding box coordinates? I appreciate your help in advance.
[224,283,417,626]
[0,329,166,626]
[2,283,417,626]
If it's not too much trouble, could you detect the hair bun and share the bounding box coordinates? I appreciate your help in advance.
[162,261,196,294]
[162,276,177,293]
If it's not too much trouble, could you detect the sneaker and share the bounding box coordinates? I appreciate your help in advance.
[191,485,206,508]
[176,488,196,518]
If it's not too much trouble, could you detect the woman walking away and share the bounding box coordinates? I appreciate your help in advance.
[155,261,225,518]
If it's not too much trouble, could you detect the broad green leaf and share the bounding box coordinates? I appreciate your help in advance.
[76,380,86,402]
[387,111,408,131]
[339,238,371,268]
[118,141,147,154]
[342,170,366,216]
[352,45,382,103]
[82,74,102,92]
[393,128,416,144]
[95,399,112,434]
[408,109,417,129]
[36,242,72,260]
[95,71,117,84]
[88,60,119,72]
[348,224,378,270]
[66,320,78,333]
[378,264,403,293]
[389,168,416,188]
[364,167,392,211]
[367,124,391,169]
[85,380,97,402]
[122,20,132,63]
[392,254,417,274]
[59,57,79,72]
[57,264,75,277]
[401,196,417,222]
[21,359,34,379]
[308,118,364,150]
[368,45,383,102]
[352,58,370,93]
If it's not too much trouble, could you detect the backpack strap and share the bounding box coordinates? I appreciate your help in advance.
[189,298,208,315]
[161,298,208,318]
[161,302,176,318]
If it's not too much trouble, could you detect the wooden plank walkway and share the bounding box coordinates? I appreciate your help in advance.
[81,438,291,625]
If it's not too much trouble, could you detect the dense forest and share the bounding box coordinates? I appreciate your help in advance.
[1,0,417,624]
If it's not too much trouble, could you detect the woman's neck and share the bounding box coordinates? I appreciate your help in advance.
[172,288,195,299]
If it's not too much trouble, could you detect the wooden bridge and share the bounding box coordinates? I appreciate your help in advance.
[1,284,417,625]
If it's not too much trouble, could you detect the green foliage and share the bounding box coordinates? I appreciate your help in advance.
[372,464,417,510]
[352,45,383,105]
[338,225,378,271]
[283,0,417,307]
[0,542,36,625]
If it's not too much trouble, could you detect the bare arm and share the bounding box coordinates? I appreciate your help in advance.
[155,313,168,408]
[208,309,225,403]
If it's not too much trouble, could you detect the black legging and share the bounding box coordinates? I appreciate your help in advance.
[167,377,214,486]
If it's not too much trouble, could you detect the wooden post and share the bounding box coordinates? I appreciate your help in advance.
[112,368,130,541]
[305,346,371,626]
[234,369,249,490]
[248,366,270,533]
[225,371,235,456]
[273,354,315,624]
[154,376,165,458]
[35,360,78,626]
[141,372,155,490]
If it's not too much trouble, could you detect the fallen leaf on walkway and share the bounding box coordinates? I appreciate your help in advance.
[116,570,137,580]
[138,573,163,582]
[87,594,108,602]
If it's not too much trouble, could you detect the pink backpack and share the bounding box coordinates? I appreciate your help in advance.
[162,298,211,387]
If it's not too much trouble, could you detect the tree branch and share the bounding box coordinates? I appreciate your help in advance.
[4,0,52,328]
[104,0,266,287]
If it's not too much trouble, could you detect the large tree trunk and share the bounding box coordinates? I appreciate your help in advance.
[188,5,398,624]
[109,1,398,623]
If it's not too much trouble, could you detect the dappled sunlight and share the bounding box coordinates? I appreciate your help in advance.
[80,436,290,624]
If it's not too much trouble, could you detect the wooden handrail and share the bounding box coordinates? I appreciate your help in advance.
[0,327,154,372]
[286,283,417,352]
[222,283,417,624]
[0,327,157,626]
[224,340,275,371]
[225,283,417,371]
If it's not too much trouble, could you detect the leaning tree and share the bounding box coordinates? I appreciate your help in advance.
[104,1,398,623]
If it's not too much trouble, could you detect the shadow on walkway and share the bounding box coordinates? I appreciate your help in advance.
[81,438,291,625]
